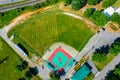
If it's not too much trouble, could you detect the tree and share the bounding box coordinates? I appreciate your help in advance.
[110,12,120,25]
[91,10,108,26]
[18,78,25,80]
[84,8,96,18]
[103,0,117,8]
[87,0,100,5]
[25,70,33,79]
[110,37,120,54]
[92,45,110,62]
[50,0,57,4]
[22,61,28,69]
[64,0,71,6]
[29,67,39,76]
[105,63,120,80]
[50,71,60,80]
[92,53,106,62]
[72,0,85,10]
[114,68,120,76]
[45,0,50,5]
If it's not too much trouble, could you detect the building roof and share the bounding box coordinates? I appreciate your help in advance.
[103,7,115,16]
[115,8,120,14]
[103,6,120,17]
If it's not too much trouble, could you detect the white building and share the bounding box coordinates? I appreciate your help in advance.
[115,8,120,14]
[103,6,120,17]
[103,7,115,16]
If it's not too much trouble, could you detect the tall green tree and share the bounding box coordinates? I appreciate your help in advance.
[51,0,57,4]
[64,0,71,6]
[111,13,120,25]
[84,8,96,18]
[91,10,108,26]
[92,53,106,62]
[105,63,120,80]
[114,68,120,76]
[72,0,85,10]
[103,0,117,8]
[87,0,100,5]
[110,38,120,54]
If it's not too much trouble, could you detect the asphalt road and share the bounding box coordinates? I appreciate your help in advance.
[0,0,22,5]
[0,0,44,12]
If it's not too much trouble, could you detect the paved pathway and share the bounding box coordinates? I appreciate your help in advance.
[94,54,120,80]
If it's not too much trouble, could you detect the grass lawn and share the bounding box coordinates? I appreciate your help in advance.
[0,37,24,80]
[8,10,94,57]
[0,37,42,80]
[84,73,94,80]
[94,53,116,71]
[113,0,120,7]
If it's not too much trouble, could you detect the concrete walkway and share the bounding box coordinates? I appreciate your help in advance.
[87,60,98,75]
[94,54,120,80]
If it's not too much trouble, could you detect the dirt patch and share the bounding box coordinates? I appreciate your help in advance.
[106,25,115,32]
[11,6,53,24]
[85,2,104,10]
[106,22,120,32]
[3,6,53,33]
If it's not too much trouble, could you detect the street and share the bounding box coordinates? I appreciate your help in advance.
[0,0,44,12]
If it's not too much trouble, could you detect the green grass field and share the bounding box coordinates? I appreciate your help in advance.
[8,10,94,57]
[0,37,24,80]
[94,54,116,70]
[0,37,42,80]
[113,0,120,7]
